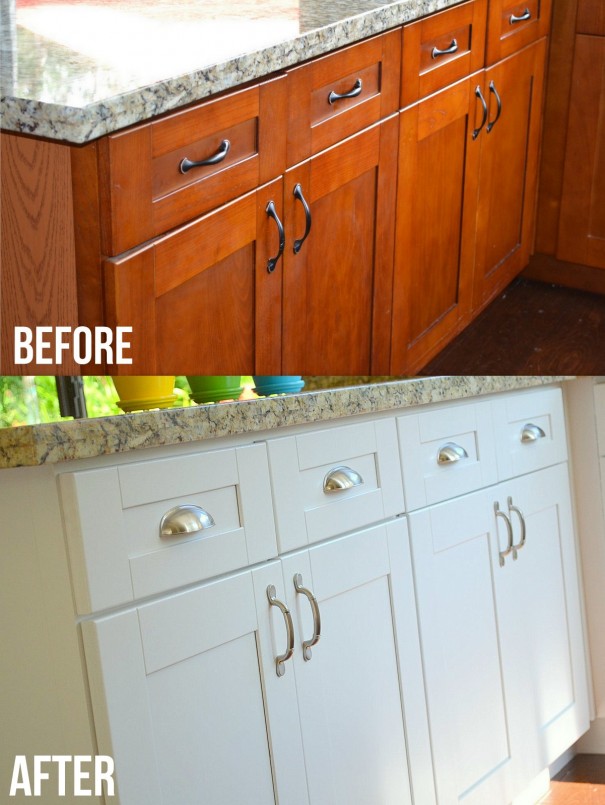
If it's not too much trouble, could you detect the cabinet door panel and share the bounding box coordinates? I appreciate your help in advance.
[392,77,480,372]
[281,522,425,805]
[283,118,397,374]
[557,35,605,269]
[408,490,519,805]
[473,40,546,311]
[82,569,293,805]
[105,178,283,374]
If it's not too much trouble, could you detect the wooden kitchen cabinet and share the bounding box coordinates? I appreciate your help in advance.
[472,38,546,312]
[282,117,398,374]
[104,178,284,374]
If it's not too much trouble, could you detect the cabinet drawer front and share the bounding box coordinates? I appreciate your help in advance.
[401,0,487,107]
[286,30,401,165]
[100,76,287,255]
[486,0,552,64]
[398,401,498,510]
[267,418,404,552]
[492,387,567,480]
[60,443,277,613]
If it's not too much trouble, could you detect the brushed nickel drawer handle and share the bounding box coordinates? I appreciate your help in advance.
[328,78,363,105]
[267,585,295,677]
[432,38,459,59]
[510,8,531,23]
[508,496,526,560]
[437,443,468,465]
[521,423,546,443]
[179,139,231,174]
[294,573,321,661]
[160,504,215,537]
[495,501,514,566]
[323,465,363,493]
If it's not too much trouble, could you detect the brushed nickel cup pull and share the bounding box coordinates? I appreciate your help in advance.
[508,497,526,559]
[160,504,215,537]
[437,443,468,465]
[521,423,546,443]
[495,501,515,566]
[432,38,459,59]
[323,466,363,493]
[328,78,363,105]
[510,8,531,23]
[267,585,295,677]
[180,139,231,174]
[294,573,321,661]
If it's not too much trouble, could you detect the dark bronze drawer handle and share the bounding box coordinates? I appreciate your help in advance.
[510,7,531,23]
[473,85,488,140]
[486,81,502,133]
[179,139,231,174]
[432,38,459,59]
[266,200,285,274]
[328,78,363,105]
[293,184,312,254]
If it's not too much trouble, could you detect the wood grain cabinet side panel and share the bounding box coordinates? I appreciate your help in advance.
[576,0,605,35]
[557,35,605,270]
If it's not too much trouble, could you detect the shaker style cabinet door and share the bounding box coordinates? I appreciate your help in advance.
[82,565,309,805]
[282,117,398,374]
[280,520,435,805]
[391,76,481,373]
[472,39,546,311]
[104,177,284,375]
[408,463,589,804]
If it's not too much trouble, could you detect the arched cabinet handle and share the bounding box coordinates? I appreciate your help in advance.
[160,504,215,537]
[432,38,459,59]
[510,8,531,23]
[437,443,468,465]
[473,86,488,140]
[487,81,502,133]
[521,423,546,443]
[293,573,321,661]
[508,497,526,559]
[266,201,285,273]
[323,466,363,493]
[180,139,230,174]
[293,184,312,254]
[328,78,363,105]
[267,585,295,677]
[495,501,515,567]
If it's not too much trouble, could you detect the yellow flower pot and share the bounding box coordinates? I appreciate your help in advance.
[111,376,176,412]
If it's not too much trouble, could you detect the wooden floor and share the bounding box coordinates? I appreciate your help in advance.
[541,755,605,804]
[420,278,605,375]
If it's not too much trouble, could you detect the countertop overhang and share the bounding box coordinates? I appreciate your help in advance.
[0,377,571,469]
[1,0,465,143]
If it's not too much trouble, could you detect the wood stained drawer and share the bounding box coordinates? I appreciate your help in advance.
[491,387,567,480]
[266,418,404,553]
[98,75,287,255]
[401,0,487,107]
[486,0,552,63]
[60,443,277,613]
[286,30,401,166]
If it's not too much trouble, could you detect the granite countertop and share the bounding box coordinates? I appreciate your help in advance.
[0,376,569,469]
[1,0,464,143]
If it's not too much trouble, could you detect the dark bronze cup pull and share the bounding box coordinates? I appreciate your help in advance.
[293,184,312,255]
[179,139,231,174]
[266,201,285,273]
[328,78,363,105]
[487,81,502,133]
[473,86,488,140]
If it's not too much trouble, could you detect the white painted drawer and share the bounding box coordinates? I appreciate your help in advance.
[397,400,498,510]
[491,387,567,480]
[60,443,277,614]
[266,418,404,553]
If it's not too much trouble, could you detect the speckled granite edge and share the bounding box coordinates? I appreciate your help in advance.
[0,377,571,469]
[1,0,462,143]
